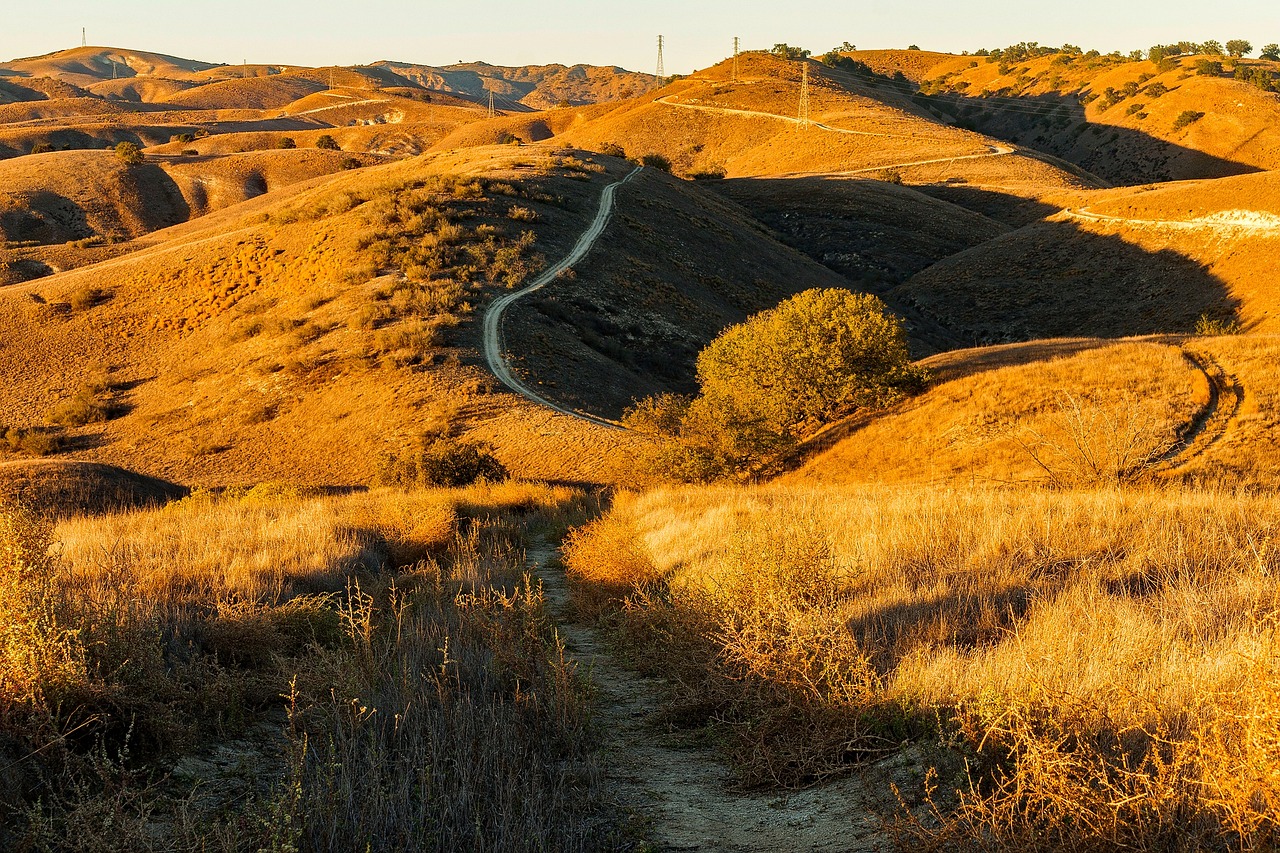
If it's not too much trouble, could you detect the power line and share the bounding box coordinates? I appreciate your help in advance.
[655,35,666,89]
[798,62,811,125]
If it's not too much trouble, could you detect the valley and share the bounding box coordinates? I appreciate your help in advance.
[3,31,1280,852]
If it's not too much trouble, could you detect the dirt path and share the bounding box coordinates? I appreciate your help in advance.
[1154,347,1244,475]
[527,540,892,852]
[654,93,1017,176]
[1064,206,1280,234]
[481,167,643,430]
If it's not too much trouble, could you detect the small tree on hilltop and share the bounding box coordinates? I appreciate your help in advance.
[1261,44,1280,61]
[1226,39,1253,58]
[771,44,811,61]
[114,141,143,166]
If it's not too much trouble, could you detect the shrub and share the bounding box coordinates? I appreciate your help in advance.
[1195,313,1244,336]
[688,167,727,180]
[627,289,926,481]
[640,153,672,172]
[377,438,508,488]
[1262,44,1280,61]
[599,142,626,158]
[316,134,340,150]
[29,142,52,155]
[67,285,108,311]
[0,427,65,457]
[1196,59,1224,76]
[770,44,811,61]
[1173,110,1206,131]
[339,157,362,170]
[1146,81,1170,97]
[278,137,297,150]
[46,385,111,427]
[113,141,143,166]
[507,205,539,222]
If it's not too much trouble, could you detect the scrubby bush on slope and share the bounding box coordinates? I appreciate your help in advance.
[626,289,925,481]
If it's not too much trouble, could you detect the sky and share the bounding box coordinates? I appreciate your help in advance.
[4,1,1277,73]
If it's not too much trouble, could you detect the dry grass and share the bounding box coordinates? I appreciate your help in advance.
[793,340,1206,486]
[566,484,1280,849]
[1,481,620,851]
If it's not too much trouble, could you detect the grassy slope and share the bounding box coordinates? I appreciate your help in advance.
[789,334,1280,489]
[498,167,864,417]
[895,171,1280,341]
[0,147,651,486]
[905,51,1280,183]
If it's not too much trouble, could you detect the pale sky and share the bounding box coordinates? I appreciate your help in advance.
[4,1,1277,73]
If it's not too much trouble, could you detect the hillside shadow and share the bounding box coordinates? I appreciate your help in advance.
[913,185,1060,228]
[914,89,1263,185]
[893,211,1242,345]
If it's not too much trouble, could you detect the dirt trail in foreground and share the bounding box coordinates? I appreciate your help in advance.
[528,541,894,852]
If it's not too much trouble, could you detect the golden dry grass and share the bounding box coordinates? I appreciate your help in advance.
[567,483,1280,848]
[1,480,617,850]
[791,339,1208,486]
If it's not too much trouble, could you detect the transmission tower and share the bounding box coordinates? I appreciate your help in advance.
[655,35,666,89]
[82,28,86,48]
[488,90,496,118]
[732,37,740,83]
[798,63,812,125]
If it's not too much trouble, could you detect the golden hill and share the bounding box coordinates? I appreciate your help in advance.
[0,148,385,285]
[790,333,1280,489]
[898,49,1280,183]
[893,170,1280,342]
[0,46,218,86]
[0,145,863,486]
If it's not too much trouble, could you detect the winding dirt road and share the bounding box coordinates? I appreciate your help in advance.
[1064,206,1280,233]
[654,92,1018,176]
[481,165,643,429]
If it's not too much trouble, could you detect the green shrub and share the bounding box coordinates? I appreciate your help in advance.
[640,153,671,173]
[599,142,626,158]
[1195,59,1224,76]
[1146,81,1170,97]
[377,438,508,487]
[1195,313,1244,336]
[113,141,143,166]
[1172,110,1206,131]
[316,134,340,150]
[29,142,52,155]
[339,157,362,170]
[278,137,297,150]
[627,289,926,482]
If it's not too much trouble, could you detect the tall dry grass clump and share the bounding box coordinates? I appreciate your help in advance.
[0,502,83,715]
[3,483,621,852]
[566,485,1280,849]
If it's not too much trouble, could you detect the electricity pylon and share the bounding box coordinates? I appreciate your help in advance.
[488,90,496,118]
[82,28,86,47]
[798,62,811,125]
[655,35,665,89]
[732,37,740,83]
